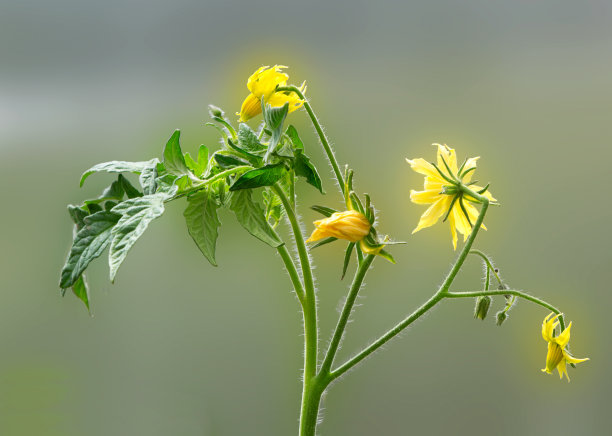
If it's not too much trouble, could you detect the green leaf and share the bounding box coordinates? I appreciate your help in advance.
[139,160,159,195]
[263,188,283,228]
[184,145,208,177]
[213,152,250,169]
[71,275,91,313]
[294,150,323,193]
[238,123,266,153]
[286,125,304,150]
[80,159,158,187]
[83,179,124,206]
[311,205,337,217]
[155,174,179,197]
[59,211,121,289]
[68,205,89,230]
[184,189,221,266]
[229,189,283,248]
[229,164,286,191]
[341,242,356,280]
[108,194,166,281]
[163,130,190,177]
[118,174,142,199]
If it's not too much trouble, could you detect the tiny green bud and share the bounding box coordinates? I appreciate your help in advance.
[209,105,224,118]
[474,296,492,320]
[496,311,507,326]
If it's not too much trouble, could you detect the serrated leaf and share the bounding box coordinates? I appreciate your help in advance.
[286,125,304,150]
[341,242,356,280]
[294,150,323,193]
[80,159,158,187]
[238,123,266,153]
[311,205,337,217]
[184,190,220,266]
[59,211,121,288]
[229,164,286,191]
[229,189,283,248]
[71,275,91,313]
[163,130,190,177]
[213,153,250,169]
[108,194,166,281]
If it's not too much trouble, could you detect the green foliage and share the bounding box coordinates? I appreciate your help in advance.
[80,159,159,187]
[238,123,266,153]
[71,275,90,313]
[60,211,120,289]
[184,145,208,178]
[342,243,355,280]
[229,163,286,191]
[213,152,250,169]
[229,189,283,248]
[294,150,323,193]
[263,102,289,159]
[163,130,191,177]
[184,189,221,266]
[311,205,337,217]
[108,194,167,282]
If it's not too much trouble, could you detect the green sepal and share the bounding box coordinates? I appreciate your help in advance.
[108,194,167,282]
[310,237,337,249]
[311,205,337,217]
[341,242,355,280]
[229,189,283,248]
[184,189,221,266]
[59,210,121,289]
[163,130,191,177]
[80,159,159,187]
[229,163,286,191]
[377,249,396,264]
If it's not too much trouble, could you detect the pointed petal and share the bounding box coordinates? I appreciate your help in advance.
[461,156,480,182]
[563,352,589,365]
[412,196,451,233]
[555,322,572,348]
[448,211,458,250]
[435,144,458,175]
[406,158,446,183]
[410,189,442,205]
[452,202,472,240]
[238,93,262,122]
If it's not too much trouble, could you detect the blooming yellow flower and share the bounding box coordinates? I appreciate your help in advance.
[306,210,371,243]
[237,65,306,122]
[407,144,496,250]
[541,313,589,381]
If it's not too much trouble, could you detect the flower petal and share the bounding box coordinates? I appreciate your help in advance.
[406,158,446,183]
[238,93,262,122]
[412,196,451,233]
[555,322,572,348]
[448,210,458,250]
[435,144,458,175]
[410,189,442,205]
[460,156,480,182]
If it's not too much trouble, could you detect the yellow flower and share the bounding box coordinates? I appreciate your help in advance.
[541,313,589,381]
[306,210,371,243]
[237,65,306,122]
[407,143,496,250]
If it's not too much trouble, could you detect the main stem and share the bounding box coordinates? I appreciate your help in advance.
[272,184,319,435]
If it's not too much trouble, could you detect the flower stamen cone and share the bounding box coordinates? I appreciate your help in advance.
[306,210,371,243]
[237,65,306,122]
[407,144,496,250]
[540,313,589,381]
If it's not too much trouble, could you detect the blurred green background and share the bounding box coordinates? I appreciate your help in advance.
[1,1,610,434]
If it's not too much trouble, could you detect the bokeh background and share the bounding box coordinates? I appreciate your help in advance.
[1,1,610,434]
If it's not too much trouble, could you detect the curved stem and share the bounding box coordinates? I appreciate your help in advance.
[276,85,345,195]
[469,249,503,287]
[320,254,375,375]
[276,243,305,306]
[167,165,253,201]
[329,195,489,381]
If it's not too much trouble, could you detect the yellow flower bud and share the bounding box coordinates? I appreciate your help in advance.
[306,210,371,243]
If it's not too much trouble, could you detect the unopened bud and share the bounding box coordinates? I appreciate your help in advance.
[209,105,224,118]
[473,296,492,321]
[496,311,507,326]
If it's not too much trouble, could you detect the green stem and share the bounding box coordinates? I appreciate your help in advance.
[167,165,253,201]
[272,183,319,435]
[276,85,345,195]
[276,243,305,306]
[445,289,567,330]
[320,254,375,375]
[329,193,489,381]
[469,249,503,287]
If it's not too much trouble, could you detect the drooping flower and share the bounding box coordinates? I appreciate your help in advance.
[237,65,306,122]
[407,144,496,250]
[306,210,371,243]
[541,313,589,381]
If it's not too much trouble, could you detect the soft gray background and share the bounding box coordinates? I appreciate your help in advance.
[1,1,610,435]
